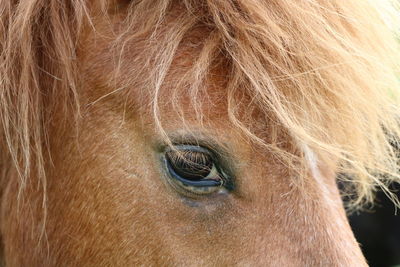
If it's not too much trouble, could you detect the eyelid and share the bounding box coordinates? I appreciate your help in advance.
[167,144,214,156]
[155,131,230,156]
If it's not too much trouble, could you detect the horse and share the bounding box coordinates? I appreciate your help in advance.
[0,0,399,265]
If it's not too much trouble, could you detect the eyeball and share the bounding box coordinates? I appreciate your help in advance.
[164,145,228,196]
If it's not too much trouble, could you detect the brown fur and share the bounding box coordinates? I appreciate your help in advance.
[0,0,399,265]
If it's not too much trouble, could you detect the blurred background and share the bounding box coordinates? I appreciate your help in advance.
[347,183,400,267]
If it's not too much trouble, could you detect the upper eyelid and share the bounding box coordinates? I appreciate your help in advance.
[157,132,231,157]
[166,144,213,155]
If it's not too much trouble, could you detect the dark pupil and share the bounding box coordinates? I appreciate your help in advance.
[166,150,213,181]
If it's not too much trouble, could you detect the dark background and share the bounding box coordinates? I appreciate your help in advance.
[348,183,400,267]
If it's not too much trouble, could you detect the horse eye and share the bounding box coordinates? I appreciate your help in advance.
[164,145,227,195]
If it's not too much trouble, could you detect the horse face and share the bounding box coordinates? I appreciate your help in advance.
[1,1,368,266]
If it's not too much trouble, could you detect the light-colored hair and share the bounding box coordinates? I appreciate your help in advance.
[1,0,400,209]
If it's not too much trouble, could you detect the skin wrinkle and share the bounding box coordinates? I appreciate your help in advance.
[0,0,399,265]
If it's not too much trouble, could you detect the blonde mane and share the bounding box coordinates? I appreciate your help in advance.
[1,0,400,209]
